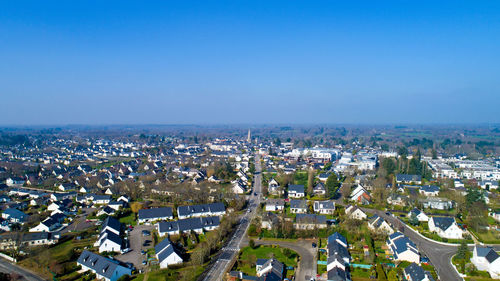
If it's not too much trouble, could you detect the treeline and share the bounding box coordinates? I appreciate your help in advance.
[381,150,431,180]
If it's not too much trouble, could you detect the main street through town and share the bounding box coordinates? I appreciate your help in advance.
[201,153,263,281]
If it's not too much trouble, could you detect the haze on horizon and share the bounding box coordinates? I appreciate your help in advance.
[1,1,499,125]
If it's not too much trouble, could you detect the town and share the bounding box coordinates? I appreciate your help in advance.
[0,125,498,281]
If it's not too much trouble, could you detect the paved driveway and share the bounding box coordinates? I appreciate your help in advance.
[117,224,155,270]
[255,239,317,281]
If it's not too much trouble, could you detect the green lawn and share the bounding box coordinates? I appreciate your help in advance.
[235,245,298,277]
[119,212,137,225]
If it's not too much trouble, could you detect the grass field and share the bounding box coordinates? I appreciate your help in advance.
[119,212,137,225]
[132,264,205,281]
[235,245,298,277]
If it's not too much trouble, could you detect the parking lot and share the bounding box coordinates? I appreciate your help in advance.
[117,224,156,270]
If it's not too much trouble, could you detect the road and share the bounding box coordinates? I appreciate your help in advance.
[201,153,263,281]
[361,208,500,281]
[0,258,47,281]
[255,239,316,281]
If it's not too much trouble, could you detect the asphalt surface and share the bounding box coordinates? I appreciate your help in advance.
[201,153,263,281]
[118,224,155,270]
[255,239,317,281]
[361,208,500,281]
[0,258,47,281]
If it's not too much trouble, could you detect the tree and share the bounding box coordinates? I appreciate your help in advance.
[130,202,143,213]
[409,213,419,226]
[387,270,398,281]
[432,148,438,159]
[307,169,314,195]
[249,239,256,249]
[456,240,469,272]
[325,173,339,198]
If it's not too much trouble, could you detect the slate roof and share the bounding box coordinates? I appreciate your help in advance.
[138,207,173,220]
[177,202,225,217]
[102,216,122,233]
[404,263,434,281]
[257,259,283,281]
[3,208,27,220]
[396,174,422,182]
[476,246,500,263]
[327,267,349,281]
[420,185,440,193]
[158,221,179,233]
[288,185,305,193]
[77,250,131,279]
[431,216,455,231]
[328,232,347,247]
[295,214,327,224]
[290,200,307,209]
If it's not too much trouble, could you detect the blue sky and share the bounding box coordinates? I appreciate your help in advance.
[1,1,499,125]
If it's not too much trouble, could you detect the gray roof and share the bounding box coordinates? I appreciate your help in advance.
[328,232,347,247]
[77,250,131,279]
[404,263,434,281]
[290,199,307,209]
[476,246,500,263]
[296,214,327,225]
[102,216,122,233]
[431,216,455,231]
[288,184,305,193]
[138,207,173,220]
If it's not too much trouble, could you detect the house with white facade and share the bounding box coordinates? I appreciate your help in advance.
[289,200,307,214]
[345,205,367,220]
[288,185,305,198]
[77,250,132,281]
[408,208,429,222]
[428,217,463,239]
[368,215,394,234]
[313,200,335,215]
[155,238,183,269]
[386,232,420,263]
[471,245,500,279]
[265,199,285,212]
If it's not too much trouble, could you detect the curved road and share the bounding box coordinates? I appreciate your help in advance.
[362,208,500,281]
[255,239,316,281]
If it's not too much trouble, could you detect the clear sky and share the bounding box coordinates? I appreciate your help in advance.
[1,1,499,125]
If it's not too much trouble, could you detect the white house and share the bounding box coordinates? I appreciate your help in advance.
[289,200,307,214]
[368,215,394,234]
[408,208,429,222]
[288,185,305,198]
[77,250,132,281]
[345,205,367,220]
[386,232,420,263]
[265,199,285,212]
[428,217,463,239]
[471,245,500,279]
[313,200,335,215]
[155,238,183,269]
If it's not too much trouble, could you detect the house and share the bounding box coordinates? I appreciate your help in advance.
[368,215,394,234]
[408,208,429,222]
[288,185,305,198]
[344,205,367,220]
[471,245,500,278]
[232,181,247,194]
[479,180,499,190]
[313,200,335,215]
[428,217,463,239]
[318,173,330,182]
[386,194,408,206]
[95,217,123,253]
[155,238,183,268]
[77,250,132,281]
[386,232,420,263]
[2,208,28,224]
[421,197,454,210]
[177,202,226,219]
[313,182,327,196]
[93,195,112,205]
[396,174,422,184]
[268,178,281,195]
[289,200,307,214]
[349,185,371,205]
[29,214,65,232]
[265,199,285,212]
[404,263,434,281]
[138,207,173,224]
[295,214,327,230]
[261,212,280,230]
[157,216,220,236]
[97,206,116,217]
[327,232,351,281]
[0,232,58,250]
[490,211,500,223]
[255,258,284,280]
[419,185,440,197]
